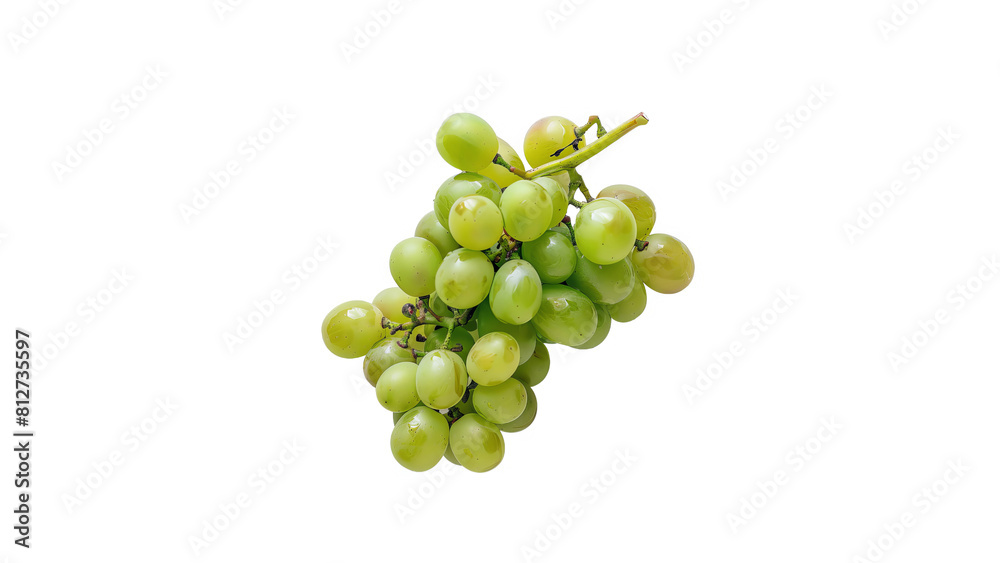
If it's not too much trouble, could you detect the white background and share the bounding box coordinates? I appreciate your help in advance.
[1,0,998,561]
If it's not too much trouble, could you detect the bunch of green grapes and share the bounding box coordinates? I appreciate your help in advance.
[320,111,694,473]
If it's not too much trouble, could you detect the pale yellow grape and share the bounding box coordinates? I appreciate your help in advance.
[415,349,468,409]
[630,233,695,294]
[415,211,461,256]
[390,406,449,472]
[376,363,420,412]
[389,238,442,297]
[436,113,499,172]
[473,377,527,424]
[467,331,520,386]
[449,414,504,472]
[535,176,570,228]
[321,301,385,358]
[477,137,524,188]
[523,116,585,168]
[500,180,553,242]
[435,248,494,309]
[596,184,656,240]
[448,195,504,251]
[363,337,415,387]
[574,198,637,265]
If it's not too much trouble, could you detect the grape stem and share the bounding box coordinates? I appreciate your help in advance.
[576,115,608,139]
[567,198,585,209]
[561,216,577,245]
[493,153,528,180]
[524,112,649,179]
[567,169,593,203]
[634,239,650,252]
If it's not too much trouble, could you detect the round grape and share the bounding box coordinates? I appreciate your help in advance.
[572,305,611,350]
[596,184,656,240]
[520,231,577,284]
[449,414,504,473]
[435,248,494,309]
[415,349,468,409]
[321,301,385,358]
[376,363,420,412]
[565,252,635,305]
[363,337,415,387]
[473,377,527,424]
[535,176,570,228]
[489,259,542,325]
[390,406,449,472]
[477,137,524,188]
[467,332,520,386]
[436,113,499,172]
[389,238,442,297]
[423,326,476,362]
[575,198,637,265]
[415,211,461,256]
[475,301,536,365]
[530,285,598,347]
[497,386,537,433]
[433,173,501,228]
[608,273,647,322]
[523,116,585,168]
[500,180,553,242]
[630,233,695,294]
[512,341,549,387]
[448,195,504,251]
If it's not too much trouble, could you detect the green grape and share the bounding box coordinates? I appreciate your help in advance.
[596,184,656,240]
[467,332,520,386]
[449,414,504,472]
[477,137,524,188]
[473,377,527,424]
[423,326,475,362]
[565,252,635,305]
[363,337,415,387]
[415,349,468,409]
[376,363,420,412]
[521,231,577,284]
[572,305,611,350]
[608,273,647,322]
[530,285,598,347]
[475,300,536,364]
[630,233,695,294]
[433,173,501,228]
[436,113,499,172]
[512,341,549,387]
[372,287,413,324]
[389,238,442,297]
[497,386,537,433]
[435,248,494,308]
[390,406,450,472]
[535,176,569,228]
[523,116,585,168]
[448,195,504,251]
[415,211,461,256]
[575,198,637,265]
[499,180,553,242]
[428,292,451,318]
[489,259,542,325]
[549,223,571,239]
[321,301,385,359]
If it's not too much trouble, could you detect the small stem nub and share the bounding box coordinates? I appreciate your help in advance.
[634,239,649,252]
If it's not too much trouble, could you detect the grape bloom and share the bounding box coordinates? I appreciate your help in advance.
[320,111,695,472]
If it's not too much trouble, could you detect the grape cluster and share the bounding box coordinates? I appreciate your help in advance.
[321,112,694,472]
